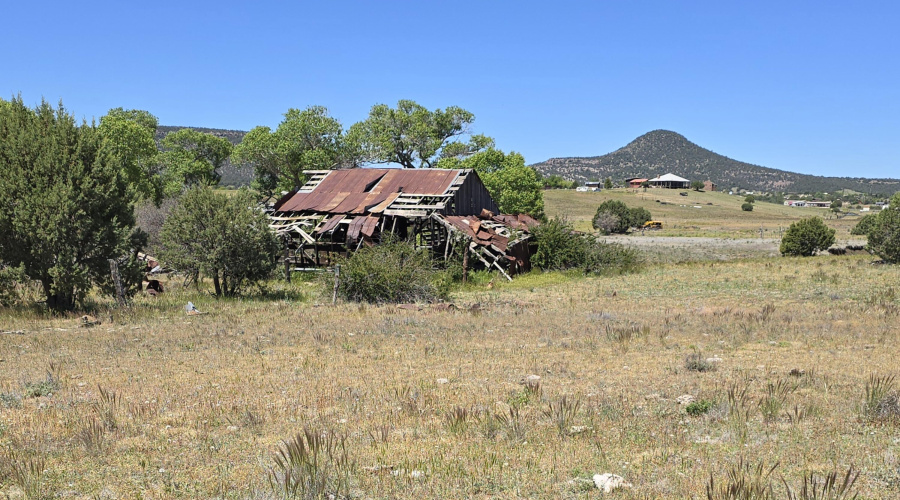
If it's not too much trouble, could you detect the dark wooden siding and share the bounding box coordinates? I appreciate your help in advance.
[451,171,499,216]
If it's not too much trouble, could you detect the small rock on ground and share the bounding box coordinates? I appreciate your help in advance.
[593,473,632,493]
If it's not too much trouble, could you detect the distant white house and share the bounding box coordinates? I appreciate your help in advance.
[647,173,691,189]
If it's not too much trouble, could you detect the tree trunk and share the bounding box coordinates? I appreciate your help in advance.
[212,271,222,297]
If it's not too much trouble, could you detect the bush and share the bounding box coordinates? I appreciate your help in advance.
[686,400,712,416]
[592,200,651,234]
[744,195,755,203]
[0,264,29,307]
[867,194,900,263]
[332,237,446,303]
[159,187,280,297]
[533,217,642,275]
[851,214,877,236]
[0,98,142,310]
[780,217,835,257]
[741,202,754,212]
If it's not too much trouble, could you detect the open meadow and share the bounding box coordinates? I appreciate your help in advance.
[1,189,898,499]
[544,188,862,240]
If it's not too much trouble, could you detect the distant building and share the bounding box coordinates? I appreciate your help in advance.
[703,180,717,192]
[583,181,601,191]
[627,178,649,189]
[647,173,691,189]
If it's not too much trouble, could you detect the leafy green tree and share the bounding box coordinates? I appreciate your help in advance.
[99,108,163,203]
[830,199,843,212]
[542,174,575,189]
[604,177,613,190]
[158,187,279,297]
[0,97,142,310]
[741,202,754,212]
[437,149,544,219]
[744,195,755,203]
[349,100,489,168]
[232,106,349,195]
[691,180,705,191]
[592,200,651,234]
[866,193,900,263]
[158,128,233,196]
[780,217,836,256]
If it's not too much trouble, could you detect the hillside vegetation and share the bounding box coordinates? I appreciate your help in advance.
[532,130,900,196]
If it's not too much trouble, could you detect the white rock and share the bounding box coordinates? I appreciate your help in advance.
[522,374,541,384]
[705,356,722,364]
[593,473,632,493]
[436,378,449,385]
[568,425,592,436]
[676,394,695,405]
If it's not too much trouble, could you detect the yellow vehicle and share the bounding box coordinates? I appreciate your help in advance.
[642,221,663,230]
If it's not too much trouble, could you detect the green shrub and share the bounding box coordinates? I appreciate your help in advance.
[0,264,29,307]
[850,213,877,235]
[592,200,651,234]
[533,217,642,275]
[332,237,446,303]
[867,194,900,263]
[159,187,280,296]
[741,202,754,212]
[780,217,835,257]
[686,400,713,416]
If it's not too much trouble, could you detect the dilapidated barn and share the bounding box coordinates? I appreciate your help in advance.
[269,169,538,279]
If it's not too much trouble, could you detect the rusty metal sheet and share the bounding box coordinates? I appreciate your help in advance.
[316,215,344,234]
[367,192,401,213]
[347,216,368,243]
[276,169,463,215]
[361,217,380,238]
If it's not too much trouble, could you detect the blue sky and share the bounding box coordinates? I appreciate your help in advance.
[4,1,898,178]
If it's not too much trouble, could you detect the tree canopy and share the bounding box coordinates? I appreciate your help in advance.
[348,100,489,169]
[437,148,544,219]
[232,106,349,195]
[592,200,652,234]
[0,97,142,309]
[99,107,163,203]
[159,128,233,196]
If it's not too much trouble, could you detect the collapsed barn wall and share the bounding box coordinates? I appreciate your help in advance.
[268,169,536,278]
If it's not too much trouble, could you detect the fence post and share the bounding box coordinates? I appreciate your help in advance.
[108,259,126,307]
[331,264,341,305]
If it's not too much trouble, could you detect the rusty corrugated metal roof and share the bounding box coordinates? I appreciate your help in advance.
[276,169,463,214]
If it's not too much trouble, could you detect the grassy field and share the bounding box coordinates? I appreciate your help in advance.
[544,188,862,239]
[2,252,899,498]
[1,190,897,499]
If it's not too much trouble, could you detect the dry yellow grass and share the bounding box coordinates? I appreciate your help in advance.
[544,188,862,239]
[1,252,898,498]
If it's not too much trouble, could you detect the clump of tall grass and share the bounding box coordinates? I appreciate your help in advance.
[543,395,581,437]
[444,406,471,434]
[707,459,778,499]
[685,350,717,373]
[759,379,796,424]
[784,467,859,500]
[706,460,859,500]
[863,374,900,423]
[1,447,47,499]
[268,427,354,500]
